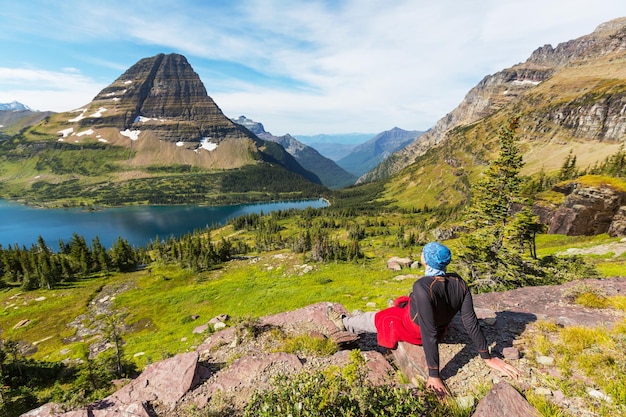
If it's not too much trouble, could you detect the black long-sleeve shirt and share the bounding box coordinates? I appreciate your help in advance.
[408,273,491,378]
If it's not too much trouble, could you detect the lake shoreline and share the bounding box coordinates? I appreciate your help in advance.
[0,198,329,250]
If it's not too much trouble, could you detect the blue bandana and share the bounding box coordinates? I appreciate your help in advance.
[422,242,451,275]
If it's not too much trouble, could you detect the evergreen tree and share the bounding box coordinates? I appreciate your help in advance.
[102,312,126,378]
[69,233,92,277]
[505,205,547,259]
[459,118,535,290]
[92,236,111,273]
[110,237,137,272]
[558,149,577,180]
[465,118,524,230]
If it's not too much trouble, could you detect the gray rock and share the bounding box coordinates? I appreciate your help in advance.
[192,324,209,334]
[473,381,540,417]
[502,347,520,360]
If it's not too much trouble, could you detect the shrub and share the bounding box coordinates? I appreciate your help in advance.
[275,334,338,356]
[243,350,472,417]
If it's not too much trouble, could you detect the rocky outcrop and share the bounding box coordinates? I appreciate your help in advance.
[535,180,626,236]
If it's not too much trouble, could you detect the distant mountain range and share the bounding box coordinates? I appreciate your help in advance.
[231,116,425,186]
[231,116,357,189]
[294,133,375,161]
[337,127,424,177]
[5,17,625,211]
[0,101,52,134]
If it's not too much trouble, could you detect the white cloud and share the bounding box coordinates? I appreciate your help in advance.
[0,68,104,111]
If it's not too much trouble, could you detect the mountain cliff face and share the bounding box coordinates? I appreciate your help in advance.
[232,115,357,188]
[85,54,245,143]
[360,17,626,185]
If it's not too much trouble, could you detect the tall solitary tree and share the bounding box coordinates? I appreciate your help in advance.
[458,118,543,289]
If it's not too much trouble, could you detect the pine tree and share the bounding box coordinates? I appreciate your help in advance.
[110,237,137,272]
[458,118,534,290]
[465,118,524,230]
[558,149,577,180]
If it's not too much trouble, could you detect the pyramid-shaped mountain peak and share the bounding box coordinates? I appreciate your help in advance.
[80,53,252,143]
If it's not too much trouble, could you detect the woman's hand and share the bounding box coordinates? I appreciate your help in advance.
[426,377,450,399]
[483,357,521,379]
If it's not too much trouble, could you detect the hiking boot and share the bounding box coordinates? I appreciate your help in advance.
[326,305,346,331]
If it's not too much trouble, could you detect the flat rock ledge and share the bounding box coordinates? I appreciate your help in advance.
[21,277,626,417]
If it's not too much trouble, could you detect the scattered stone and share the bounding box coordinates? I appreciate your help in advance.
[387,261,402,271]
[192,324,209,334]
[502,347,520,360]
[213,322,227,330]
[534,387,552,396]
[536,355,555,366]
[587,388,612,403]
[208,314,229,324]
[35,296,46,302]
[391,342,428,384]
[553,390,566,403]
[190,315,200,320]
[456,395,475,409]
[133,352,145,357]
[387,256,413,269]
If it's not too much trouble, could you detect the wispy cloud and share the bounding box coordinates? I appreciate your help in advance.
[1,0,625,133]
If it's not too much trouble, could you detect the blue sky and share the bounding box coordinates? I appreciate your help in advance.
[1,1,625,135]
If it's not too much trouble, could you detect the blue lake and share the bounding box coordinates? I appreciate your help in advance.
[0,199,328,249]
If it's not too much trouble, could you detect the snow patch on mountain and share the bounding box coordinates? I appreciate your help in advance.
[58,127,74,137]
[0,101,31,111]
[120,129,141,141]
[196,137,218,152]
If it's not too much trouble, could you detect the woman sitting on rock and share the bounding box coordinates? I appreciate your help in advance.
[326,241,520,398]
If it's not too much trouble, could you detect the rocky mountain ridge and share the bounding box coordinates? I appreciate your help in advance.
[359,16,626,184]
